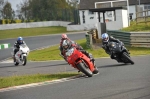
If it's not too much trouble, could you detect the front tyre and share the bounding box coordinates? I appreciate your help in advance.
[93,67,99,74]
[22,56,27,66]
[77,62,93,77]
[14,62,19,66]
[122,52,134,64]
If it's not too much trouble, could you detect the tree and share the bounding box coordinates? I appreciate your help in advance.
[0,0,4,19]
[17,0,76,21]
[2,1,13,19]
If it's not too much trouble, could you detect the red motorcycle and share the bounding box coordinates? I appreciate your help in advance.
[64,47,99,77]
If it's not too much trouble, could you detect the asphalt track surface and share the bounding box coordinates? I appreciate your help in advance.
[0,55,150,99]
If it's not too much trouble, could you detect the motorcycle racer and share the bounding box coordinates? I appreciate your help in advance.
[61,39,95,64]
[101,33,122,59]
[13,37,27,62]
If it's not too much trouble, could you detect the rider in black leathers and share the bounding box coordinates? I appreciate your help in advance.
[101,33,122,59]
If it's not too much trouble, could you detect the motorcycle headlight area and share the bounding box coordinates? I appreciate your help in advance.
[111,44,115,47]
[111,44,116,48]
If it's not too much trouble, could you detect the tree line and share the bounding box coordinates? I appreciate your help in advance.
[0,0,79,24]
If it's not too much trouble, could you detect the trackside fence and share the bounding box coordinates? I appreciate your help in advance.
[107,30,150,47]
[130,32,150,47]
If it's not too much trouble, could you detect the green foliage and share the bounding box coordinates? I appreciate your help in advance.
[2,2,13,19]
[4,19,8,24]
[21,0,75,21]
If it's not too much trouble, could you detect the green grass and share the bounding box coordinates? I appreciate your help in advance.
[28,39,150,61]
[0,73,79,88]
[0,26,67,39]
[121,21,150,32]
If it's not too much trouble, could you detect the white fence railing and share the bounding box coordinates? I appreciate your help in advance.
[0,21,71,30]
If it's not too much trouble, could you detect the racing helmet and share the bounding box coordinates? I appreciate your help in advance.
[17,37,23,44]
[62,40,71,50]
[101,33,109,42]
[61,34,68,40]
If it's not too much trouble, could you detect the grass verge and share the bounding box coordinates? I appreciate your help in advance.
[121,21,150,32]
[0,73,79,89]
[0,26,67,40]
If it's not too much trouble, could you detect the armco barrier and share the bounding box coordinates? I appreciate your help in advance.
[107,30,131,46]
[130,32,150,47]
[107,30,150,47]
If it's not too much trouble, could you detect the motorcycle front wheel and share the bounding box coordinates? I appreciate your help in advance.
[14,62,19,66]
[93,67,99,74]
[122,52,134,64]
[77,62,93,77]
[22,56,27,66]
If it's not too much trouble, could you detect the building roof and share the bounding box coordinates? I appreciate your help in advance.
[79,0,150,10]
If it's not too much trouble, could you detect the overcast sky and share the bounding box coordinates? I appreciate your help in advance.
[7,0,22,10]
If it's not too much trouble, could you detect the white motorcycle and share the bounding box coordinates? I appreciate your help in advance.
[12,44,30,66]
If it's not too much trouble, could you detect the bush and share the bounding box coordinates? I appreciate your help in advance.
[5,20,8,24]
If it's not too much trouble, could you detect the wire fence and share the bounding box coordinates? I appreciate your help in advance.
[136,9,150,24]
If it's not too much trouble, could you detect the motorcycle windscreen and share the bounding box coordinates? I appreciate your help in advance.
[110,43,121,53]
[67,49,83,64]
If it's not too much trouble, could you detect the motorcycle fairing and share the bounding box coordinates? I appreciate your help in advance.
[67,48,95,72]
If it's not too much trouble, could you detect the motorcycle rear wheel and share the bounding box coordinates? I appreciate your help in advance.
[77,62,93,77]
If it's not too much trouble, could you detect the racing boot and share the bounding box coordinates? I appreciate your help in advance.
[87,53,96,67]
[81,50,95,64]
[88,53,95,63]
[13,55,16,62]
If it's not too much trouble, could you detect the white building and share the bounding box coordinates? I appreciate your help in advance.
[77,0,150,31]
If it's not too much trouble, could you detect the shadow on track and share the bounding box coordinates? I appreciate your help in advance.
[33,63,68,68]
[98,63,131,68]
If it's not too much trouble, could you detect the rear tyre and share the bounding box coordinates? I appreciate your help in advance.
[22,56,27,66]
[122,52,134,64]
[77,62,93,77]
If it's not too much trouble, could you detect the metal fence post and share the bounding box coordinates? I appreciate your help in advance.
[85,32,91,48]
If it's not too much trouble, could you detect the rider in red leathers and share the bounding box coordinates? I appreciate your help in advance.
[60,36,95,64]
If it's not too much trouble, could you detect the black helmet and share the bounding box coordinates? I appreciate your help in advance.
[62,40,71,50]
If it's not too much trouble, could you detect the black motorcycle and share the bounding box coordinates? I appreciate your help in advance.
[108,42,134,64]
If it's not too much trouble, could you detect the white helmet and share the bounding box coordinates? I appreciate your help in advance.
[102,33,109,42]
[62,40,71,50]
